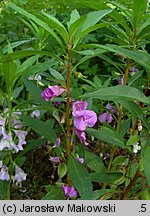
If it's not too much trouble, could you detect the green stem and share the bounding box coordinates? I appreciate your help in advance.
[66,43,72,156]
[6,92,13,200]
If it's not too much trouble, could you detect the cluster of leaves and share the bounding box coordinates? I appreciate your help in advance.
[0,0,150,200]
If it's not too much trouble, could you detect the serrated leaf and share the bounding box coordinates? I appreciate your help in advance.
[0,50,62,63]
[133,0,147,30]
[42,12,69,44]
[8,2,64,49]
[17,138,47,157]
[67,156,93,199]
[42,185,65,200]
[85,150,106,173]
[22,115,56,142]
[86,127,125,148]
[87,44,150,70]
[83,85,149,105]
[90,172,122,184]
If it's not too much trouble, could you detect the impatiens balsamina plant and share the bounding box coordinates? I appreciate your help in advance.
[0,0,149,200]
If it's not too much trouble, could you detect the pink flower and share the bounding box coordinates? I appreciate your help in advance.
[62,185,77,198]
[99,104,115,123]
[53,138,60,148]
[72,101,87,114]
[49,157,60,163]
[76,157,84,164]
[74,129,89,145]
[41,86,65,101]
[73,110,97,131]
[72,101,97,131]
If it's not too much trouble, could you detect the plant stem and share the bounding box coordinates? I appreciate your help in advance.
[124,58,130,85]
[66,43,72,156]
[102,105,123,189]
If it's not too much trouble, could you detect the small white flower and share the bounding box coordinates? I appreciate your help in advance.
[133,142,141,154]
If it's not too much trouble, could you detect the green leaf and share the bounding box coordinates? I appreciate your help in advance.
[85,150,106,173]
[132,0,147,30]
[0,50,62,63]
[91,189,113,200]
[2,39,34,54]
[17,138,47,157]
[0,181,9,200]
[22,115,57,143]
[0,151,9,160]
[15,156,26,167]
[112,156,129,166]
[25,60,57,77]
[67,156,93,199]
[22,77,43,102]
[42,12,69,44]
[8,2,64,49]
[86,127,125,148]
[83,85,149,105]
[88,44,150,70]
[17,55,38,73]
[67,9,80,29]
[12,86,23,99]
[49,68,65,81]
[143,146,150,185]
[119,100,150,131]
[58,163,67,178]
[69,9,112,43]
[120,119,131,137]
[126,135,139,146]
[42,185,65,200]
[2,61,17,90]
[90,172,122,184]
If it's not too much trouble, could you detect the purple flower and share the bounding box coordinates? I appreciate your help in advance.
[0,165,10,181]
[72,101,87,114]
[53,138,60,148]
[74,129,89,145]
[0,130,19,153]
[49,157,60,163]
[11,119,22,129]
[119,75,124,85]
[106,104,115,113]
[31,110,40,118]
[104,152,110,160]
[130,66,137,73]
[14,130,27,151]
[0,117,6,126]
[54,102,62,107]
[99,104,115,124]
[73,110,97,131]
[62,185,77,198]
[0,161,3,168]
[41,85,65,101]
[13,166,27,187]
[76,157,84,164]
